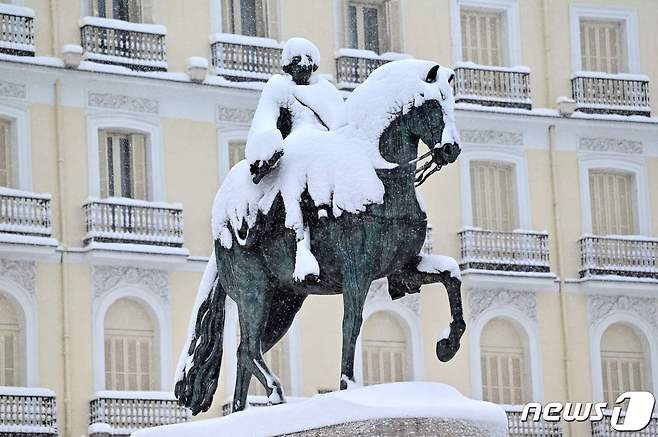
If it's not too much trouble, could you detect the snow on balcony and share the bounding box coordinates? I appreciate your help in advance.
[504,405,563,437]
[79,16,167,72]
[210,33,283,82]
[454,62,532,109]
[335,48,411,90]
[83,197,183,248]
[0,187,52,238]
[0,386,58,436]
[89,391,190,436]
[0,3,34,57]
[571,71,651,117]
[579,235,658,280]
[458,228,550,273]
[591,410,658,437]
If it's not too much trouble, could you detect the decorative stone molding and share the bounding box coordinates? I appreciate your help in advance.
[579,137,643,155]
[588,294,657,330]
[217,105,255,124]
[0,258,36,296]
[460,129,523,146]
[467,288,537,322]
[88,92,159,114]
[0,80,26,99]
[92,265,169,302]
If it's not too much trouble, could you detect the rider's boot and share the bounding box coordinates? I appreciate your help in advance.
[293,228,320,283]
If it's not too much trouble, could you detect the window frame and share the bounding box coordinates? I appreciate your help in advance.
[212,0,281,40]
[469,159,519,231]
[0,282,38,387]
[361,312,409,385]
[450,0,521,66]
[344,0,389,54]
[570,5,640,74]
[98,129,150,200]
[333,0,402,54]
[0,104,32,191]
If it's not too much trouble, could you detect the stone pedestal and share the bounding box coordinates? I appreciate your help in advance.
[132,382,508,437]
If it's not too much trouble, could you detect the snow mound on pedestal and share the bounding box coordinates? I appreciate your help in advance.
[132,382,507,437]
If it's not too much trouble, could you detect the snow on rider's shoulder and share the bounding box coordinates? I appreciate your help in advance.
[281,37,321,67]
[295,75,347,130]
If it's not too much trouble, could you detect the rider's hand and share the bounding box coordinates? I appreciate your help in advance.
[251,150,284,184]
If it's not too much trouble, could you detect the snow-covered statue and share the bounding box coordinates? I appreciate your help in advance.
[175,40,465,416]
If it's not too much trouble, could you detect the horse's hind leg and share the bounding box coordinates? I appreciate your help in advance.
[262,291,307,354]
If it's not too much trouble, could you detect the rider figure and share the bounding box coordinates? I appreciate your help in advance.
[245,38,345,282]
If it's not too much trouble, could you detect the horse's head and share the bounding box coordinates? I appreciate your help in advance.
[403,64,461,167]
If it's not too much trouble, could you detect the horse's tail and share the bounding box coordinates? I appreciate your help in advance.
[174,251,226,415]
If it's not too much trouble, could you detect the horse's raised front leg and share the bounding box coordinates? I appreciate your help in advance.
[339,275,371,390]
[388,254,465,362]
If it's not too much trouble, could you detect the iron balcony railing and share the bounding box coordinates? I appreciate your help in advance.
[454,63,532,109]
[458,228,550,273]
[505,405,563,437]
[0,189,52,237]
[335,48,408,90]
[591,410,658,437]
[0,387,57,436]
[80,16,167,71]
[89,391,190,436]
[83,197,183,247]
[579,235,658,279]
[0,4,34,56]
[210,33,283,81]
[571,72,650,117]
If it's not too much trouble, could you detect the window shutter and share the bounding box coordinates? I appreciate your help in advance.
[363,7,380,52]
[470,161,517,231]
[385,0,400,52]
[0,120,10,188]
[139,0,154,24]
[130,134,148,200]
[361,313,408,385]
[580,19,625,74]
[229,141,246,168]
[589,170,636,235]
[346,5,358,48]
[460,8,504,66]
[98,131,110,198]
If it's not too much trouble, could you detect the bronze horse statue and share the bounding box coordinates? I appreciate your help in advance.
[175,61,465,415]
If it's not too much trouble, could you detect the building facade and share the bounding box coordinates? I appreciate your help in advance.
[0,0,657,436]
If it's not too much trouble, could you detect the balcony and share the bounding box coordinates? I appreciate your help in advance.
[579,235,658,280]
[80,17,167,72]
[571,72,650,117]
[505,405,563,437]
[0,4,34,57]
[335,48,408,90]
[210,33,283,82]
[0,188,53,244]
[591,410,658,436]
[454,63,532,109]
[458,228,550,273]
[89,391,190,436]
[0,387,57,436]
[83,197,183,248]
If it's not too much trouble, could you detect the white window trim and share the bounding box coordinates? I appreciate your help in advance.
[570,5,640,74]
[0,278,38,386]
[590,312,658,403]
[86,113,166,201]
[217,128,249,184]
[450,0,522,66]
[577,155,650,235]
[355,296,423,385]
[332,0,405,52]
[223,297,304,398]
[0,103,32,191]
[92,287,171,391]
[469,306,543,402]
[459,146,531,229]
[210,0,282,37]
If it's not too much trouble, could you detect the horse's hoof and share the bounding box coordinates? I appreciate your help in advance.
[436,338,458,362]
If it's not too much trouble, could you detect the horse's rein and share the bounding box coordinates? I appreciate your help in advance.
[403,149,444,187]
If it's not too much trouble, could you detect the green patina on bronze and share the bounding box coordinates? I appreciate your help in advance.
[175,65,465,416]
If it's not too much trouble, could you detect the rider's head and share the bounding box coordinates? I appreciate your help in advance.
[281,38,320,85]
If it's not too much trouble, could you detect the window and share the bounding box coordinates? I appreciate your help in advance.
[601,324,648,406]
[0,119,13,188]
[470,160,517,231]
[104,298,156,391]
[361,312,408,385]
[580,18,626,74]
[480,318,528,404]
[345,0,394,53]
[460,8,506,66]
[99,130,148,200]
[223,0,269,37]
[589,169,637,235]
[90,0,154,23]
[0,294,21,386]
[229,141,246,168]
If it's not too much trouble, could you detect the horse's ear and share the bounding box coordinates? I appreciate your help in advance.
[425,65,440,83]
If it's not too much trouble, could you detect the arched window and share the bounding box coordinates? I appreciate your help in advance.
[601,323,649,405]
[228,141,246,169]
[361,312,409,385]
[0,294,22,386]
[98,130,149,200]
[480,318,529,404]
[104,298,157,391]
[470,160,518,231]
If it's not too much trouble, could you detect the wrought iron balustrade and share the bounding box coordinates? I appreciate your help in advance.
[0,387,57,436]
[83,197,183,247]
[335,49,403,89]
[505,405,563,437]
[591,410,658,436]
[458,228,550,273]
[579,235,658,279]
[0,4,34,56]
[454,63,532,109]
[211,33,283,81]
[571,72,650,116]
